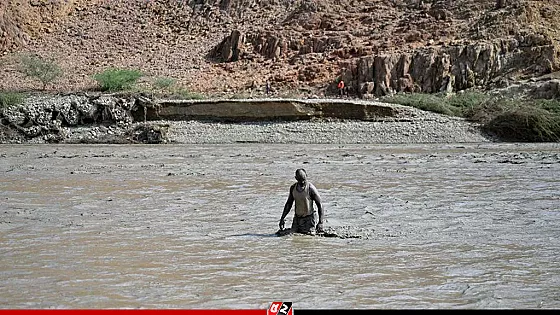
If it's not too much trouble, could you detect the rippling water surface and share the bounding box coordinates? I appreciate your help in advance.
[1,143,559,309]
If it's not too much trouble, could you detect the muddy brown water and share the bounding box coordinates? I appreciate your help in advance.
[1,143,559,309]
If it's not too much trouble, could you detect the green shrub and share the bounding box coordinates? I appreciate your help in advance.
[18,54,62,90]
[0,92,26,108]
[93,68,142,91]
[534,98,560,114]
[382,91,493,117]
[383,91,560,142]
[462,96,512,123]
[152,77,176,90]
[463,97,560,142]
[447,91,492,113]
[483,105,560,142]
[382,93,458,116]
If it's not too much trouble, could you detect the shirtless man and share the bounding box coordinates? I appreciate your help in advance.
[279,169,325,235]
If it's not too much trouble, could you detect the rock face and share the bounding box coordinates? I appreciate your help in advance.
[210,28,559,97]
[347,36,560,97]
[211,30,245,62]
[0,2,23,53]
[1,1,560,97]
[207,1,560,97]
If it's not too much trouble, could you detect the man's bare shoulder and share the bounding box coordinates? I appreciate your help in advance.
[289,182,297,191]
[308,182,320,194]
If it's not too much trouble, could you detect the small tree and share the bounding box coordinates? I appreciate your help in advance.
[93,68,143,91]
[18,54,63,90]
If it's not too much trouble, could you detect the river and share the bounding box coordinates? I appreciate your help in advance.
[0,143,559,309]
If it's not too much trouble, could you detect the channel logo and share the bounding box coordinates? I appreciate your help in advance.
[267,301,293,315]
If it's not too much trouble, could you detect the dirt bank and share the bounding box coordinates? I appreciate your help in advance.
[0,94,493,144]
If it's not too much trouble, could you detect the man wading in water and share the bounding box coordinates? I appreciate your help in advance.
[279,169,325,235]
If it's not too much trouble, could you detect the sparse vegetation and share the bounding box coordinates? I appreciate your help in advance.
[535,98,560,114]
[468,97,560,142]
[229,92,254,99]
[93,68,143,92]
[381,91,492,117]
[152,77,176,90]
[169,88,205,100]
[0,92,26,109]
[382,91,560,142]
[18,54,62,90]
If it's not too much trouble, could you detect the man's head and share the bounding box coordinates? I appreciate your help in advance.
[295,168,307,183]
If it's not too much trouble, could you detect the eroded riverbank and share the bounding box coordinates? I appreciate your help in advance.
[1,94,493,144]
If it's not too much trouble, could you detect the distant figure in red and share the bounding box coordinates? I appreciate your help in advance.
[337,80,345,96]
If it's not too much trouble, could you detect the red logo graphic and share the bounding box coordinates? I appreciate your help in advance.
[268,301,293,315]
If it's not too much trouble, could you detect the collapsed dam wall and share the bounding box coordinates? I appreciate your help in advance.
[0,94,405,143]
[144,98,399,122]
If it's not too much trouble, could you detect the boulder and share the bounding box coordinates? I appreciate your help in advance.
[130,124,168,144]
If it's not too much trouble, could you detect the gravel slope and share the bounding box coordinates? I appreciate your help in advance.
[157,98,494,144]
[163,117,492,144]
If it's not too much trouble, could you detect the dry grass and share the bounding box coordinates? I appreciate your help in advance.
[383,91,560,142]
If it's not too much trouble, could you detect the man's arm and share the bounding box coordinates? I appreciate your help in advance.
[279,184,295,230]
[309,183,324,232]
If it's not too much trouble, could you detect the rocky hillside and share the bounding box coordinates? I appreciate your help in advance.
[1,0,560,97]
